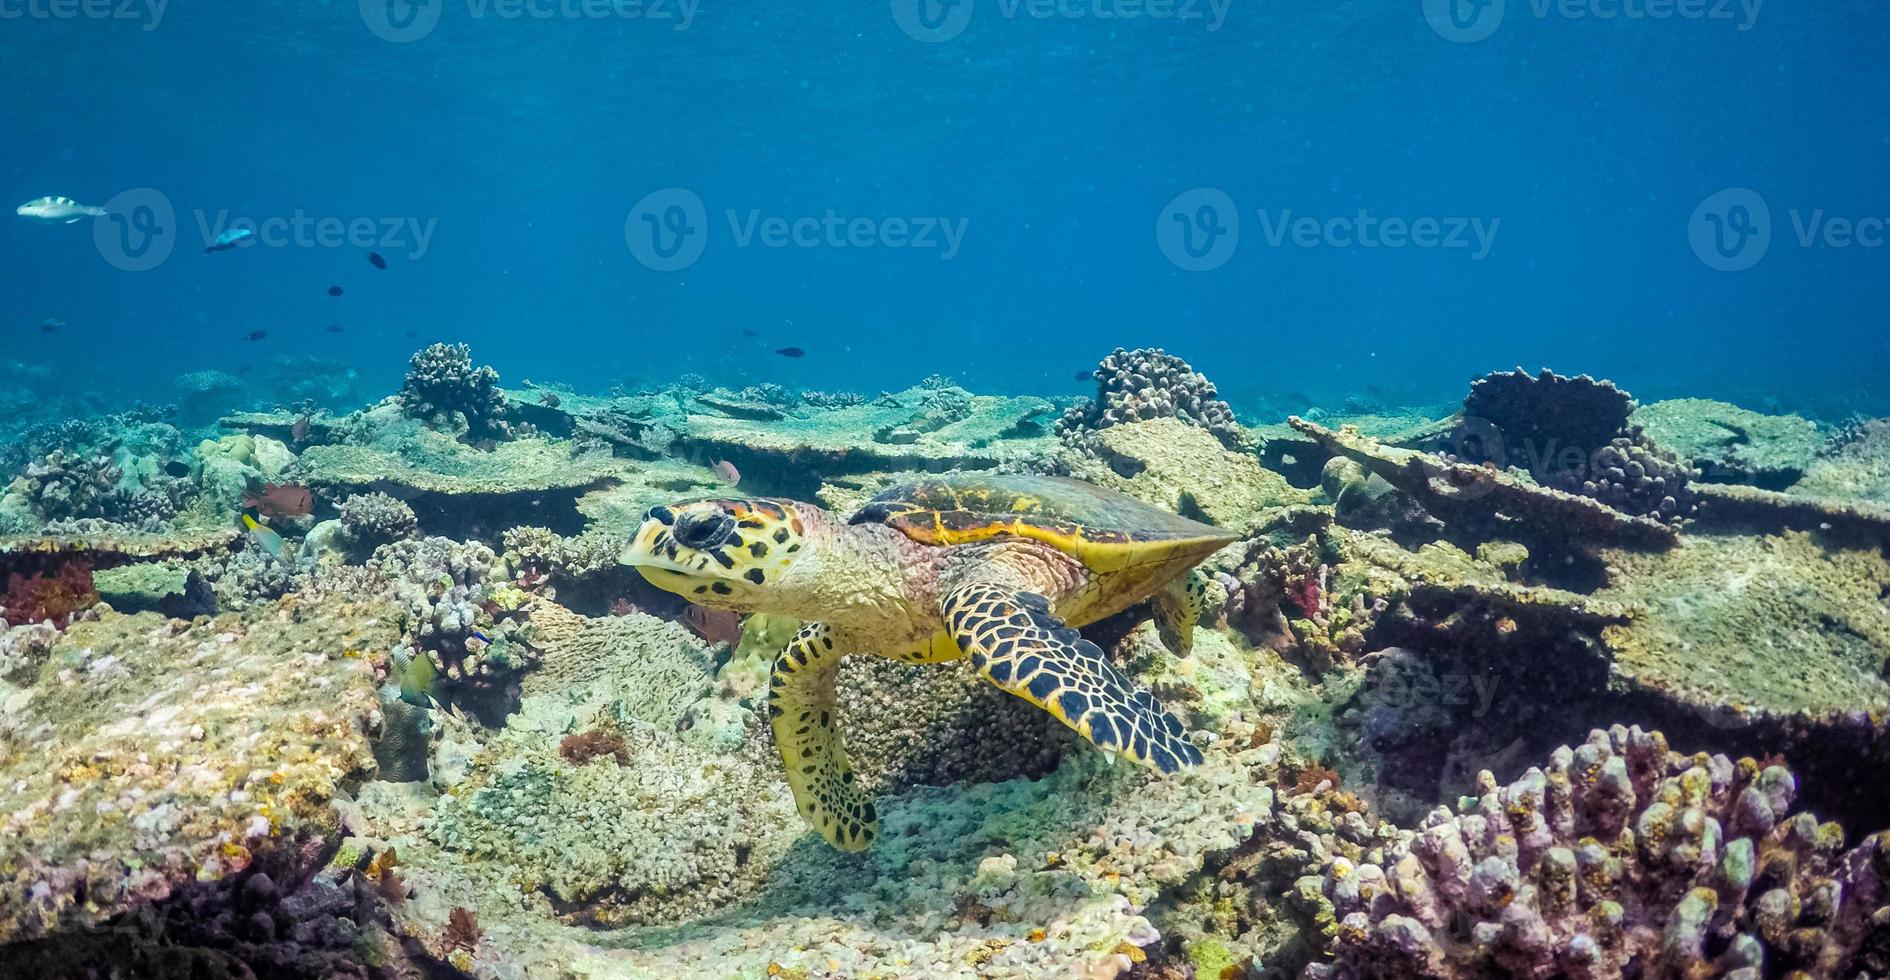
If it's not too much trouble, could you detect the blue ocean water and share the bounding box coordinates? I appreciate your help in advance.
[3,0,1886,417]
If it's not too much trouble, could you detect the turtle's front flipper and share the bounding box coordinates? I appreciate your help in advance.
[770,623,877,851]
[942,585,1202,773]
[1151,570,1208,656]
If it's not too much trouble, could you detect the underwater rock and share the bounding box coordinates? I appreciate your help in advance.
[1595,530,1890,728]
[1070,416,1314,532]
[396,342,514,442]
[695,389,788,420]
[337,492,420,552]
[1307,725,1890,980]
[1633,397,1826,489]
[1059,347,1246,454]
[669,387,1060,498]
[1795,416,1890,504]
[0,598,394,945]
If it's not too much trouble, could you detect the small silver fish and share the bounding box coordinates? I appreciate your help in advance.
[16,196,106,224]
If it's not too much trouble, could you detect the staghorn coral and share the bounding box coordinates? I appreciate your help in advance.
[1307,725,1890,980]
[396,343,513,442]
[338,492,420,549]
[1058,347,1244,453]
[800,389,867,410]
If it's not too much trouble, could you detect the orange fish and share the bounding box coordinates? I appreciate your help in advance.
[684,605,743,646]
[244,483,313,519]
[712,460,741,487]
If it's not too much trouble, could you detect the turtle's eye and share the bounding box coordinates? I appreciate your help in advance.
[674,511,735,550]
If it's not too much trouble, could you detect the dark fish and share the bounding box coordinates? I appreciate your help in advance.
[1073,370,1091,381]
[327,285,344,297]
[244,483,313,519]
[368,252,387,270]
[325,324,344,333]
[290,414,312,445]
[163,460,191,478]
[404,330,419,338]
[741,329,757,337]
[540,392,561,409]
[40,322,58,334]
[246,330,268,342]
[236,364,253,374]
[774,347,805,358]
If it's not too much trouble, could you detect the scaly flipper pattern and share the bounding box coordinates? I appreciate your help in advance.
[942,585,1203,773]
[1151,569,1208,656]
[768,623,877,851]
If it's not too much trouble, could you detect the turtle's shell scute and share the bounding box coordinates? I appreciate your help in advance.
[850,474,1236,573]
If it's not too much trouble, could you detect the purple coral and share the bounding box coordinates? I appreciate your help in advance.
[1308,725,1890,979]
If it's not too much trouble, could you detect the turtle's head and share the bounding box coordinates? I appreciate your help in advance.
[622,497,821,612]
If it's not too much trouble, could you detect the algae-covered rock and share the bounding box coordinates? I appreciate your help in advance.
[1634,397,1825,488]
[299,431,626,496]
[0,597,396,943]
[1595,530,1890,722]
[1072,417,1314,532]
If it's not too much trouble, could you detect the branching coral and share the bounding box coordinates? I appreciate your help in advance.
[1307,725,1890,980]
[396,343,514,442]
[1058,347,1244,453]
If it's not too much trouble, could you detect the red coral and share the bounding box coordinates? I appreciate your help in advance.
[442,907,481,956]
[2,558,98,627]
[559,729,630,767]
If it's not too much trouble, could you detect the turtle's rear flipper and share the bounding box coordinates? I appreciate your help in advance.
[1151,570,1208,656]
[942,585,1202,773]
[770,623,877,851]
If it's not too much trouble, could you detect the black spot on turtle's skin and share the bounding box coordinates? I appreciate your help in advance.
[745,568,766,585]
[694,585,708,594]
[955,634,972,651]
[1059,691,1090,719]
[710,550,736,568]
[1132,733,1150,759]
[1017,655,1043,677]
[860,802,877,823]
[738,519,765,529]
[711,582,733,595]
[842,770,855,784]
[1090,716,1118,748]
[749,541,769,558]
[767,704,783,718]
[1027,674,1059,700]
[1151,746,1179,773]
[648,506,675,526]
[773,528,791,544]
[987,659,1013,684]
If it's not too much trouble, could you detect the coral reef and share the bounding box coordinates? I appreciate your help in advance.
[337,492,420,549]
[396,343,513,441]
[369,536,538,715]
[1059,347,1245,453]
[1450,369,1699,524]
[0,598,394,944]
[1633,398,1826,489]
[1309,725,1890,979]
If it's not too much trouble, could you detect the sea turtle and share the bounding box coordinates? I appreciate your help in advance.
[620,473,1237,851]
